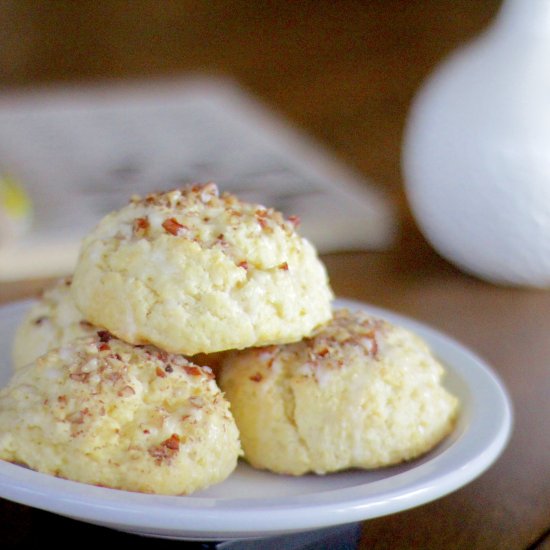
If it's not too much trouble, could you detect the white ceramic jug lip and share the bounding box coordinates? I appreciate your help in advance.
[496,0,550,32]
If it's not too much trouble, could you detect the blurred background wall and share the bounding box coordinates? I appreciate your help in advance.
[0,0,500,218]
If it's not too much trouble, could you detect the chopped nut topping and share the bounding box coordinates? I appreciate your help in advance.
[67,408,89,424]
[125,183,307,270]
[148,434,180,465]
[256,215,269,230]
[70,372,90,383]
[164,433,180,449]
[184,365,202,376]
[104,369,124,384]
[287,215,301,228]
[156,350,169,362]
[306,311,385,363]
[363,331,378,357]
[118,385,136,397]
[317,347,329,357]
[155,366,167,378]
[249,372,263,382]
[162,217,187,236]
[97,330,112,343]
[133,217,150,236]
[238,261,249,270]
[279,262,289,271]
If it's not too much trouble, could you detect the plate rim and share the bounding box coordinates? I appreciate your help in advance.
[0,298,513,539]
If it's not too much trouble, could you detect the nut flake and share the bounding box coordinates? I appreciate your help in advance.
[148,434,181,465]
[184,365,202,376]
[162,218,187,236]
[155,366,167,378]
[70,372,90,383]
[133,217,150,236]
[118,385,136,398]
[97,330,112,343]
[287,215,301,228]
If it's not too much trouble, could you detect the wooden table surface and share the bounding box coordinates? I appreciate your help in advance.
[1,1,549,548]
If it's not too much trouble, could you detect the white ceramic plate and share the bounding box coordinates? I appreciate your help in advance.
[0,298,512,541]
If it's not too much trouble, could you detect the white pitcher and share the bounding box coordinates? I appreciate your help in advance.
[403,0,550,287]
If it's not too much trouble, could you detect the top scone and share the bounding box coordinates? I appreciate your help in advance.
[72,183,333,355]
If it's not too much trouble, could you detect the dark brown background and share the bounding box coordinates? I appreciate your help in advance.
[0,0,499,217]
[2,1,550,549]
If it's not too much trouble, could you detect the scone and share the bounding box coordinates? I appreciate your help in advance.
[71,183,333,355]
[12,277,96,369]
[0,331,241,494]
[219,309,458,475]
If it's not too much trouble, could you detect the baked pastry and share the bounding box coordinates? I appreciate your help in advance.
[12,277,96,369]
[12,277,224,374]
[0,331,241,494]
[219,309,458,475]
[71,183,333,355]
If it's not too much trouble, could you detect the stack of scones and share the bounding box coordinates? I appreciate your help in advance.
[0,183,458,494]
